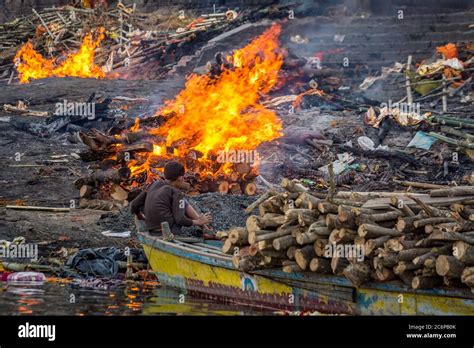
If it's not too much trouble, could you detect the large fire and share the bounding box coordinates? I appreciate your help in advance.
[127,24,284,180]
[14,28,106,84]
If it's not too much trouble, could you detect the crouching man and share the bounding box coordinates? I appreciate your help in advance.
[130,161,212,236]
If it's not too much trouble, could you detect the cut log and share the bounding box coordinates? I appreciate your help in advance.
[228,227,249,245]
[356,210,403,224]
[260,214,286,228]
[331,256,349,275]
[248,227,293,244]
[314,239,329,257]
[273,235,297,251]
[453,241,474,264]
[215,231,229,239]
[429,230,474,244]
[295,192,321,210]
[79,199,122,211]
[317,202,338,214]
[358,224,401,238]
[74,167,131,188]
[430,186,474,197]
[287,246,297,260]
[337,206,356,226]
[232,255,261,272]
[396,214,424,233]
[285,208,318,222]
[297,210,319,226]
[374,267,395,282]
[229,183,242,195]
[413,217,456,228]
[329,228,357,244]
[294,245,315,270]
[412,245,452,266]
[244,191,276,213]
[246,216,262,234]
[309,257,332,273]
[394,261,422,274]
[234,162,251,174]
[325,214,337,230]
[282,263,303,273]
[343,262,371,287]
[411,275,442,289]
[398,271,415,286]
[281,178,308,193]
[443,276,465,288]
[79,185,93,199]
[241,181,257,196]
[258,196,283,216]
[354,236,366,247]
[307,223,330,236]
[390,197,415,216]
[364,235,391,257]
[461,267,474,288]
[296,232,318,245]
[435,255,465,278]
[217,180,229,194]
[398,248,432,262]
[110,184,128,201]
[222,239,234,254]
[384,238,417,252]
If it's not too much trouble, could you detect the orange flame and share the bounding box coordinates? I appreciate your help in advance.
[14,28,106,84]
[128,24,284,180]
[155,24,283,156]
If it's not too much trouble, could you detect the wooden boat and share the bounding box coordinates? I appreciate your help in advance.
[138,232,474,315]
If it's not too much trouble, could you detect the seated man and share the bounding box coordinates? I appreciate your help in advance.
[130,161,212,236]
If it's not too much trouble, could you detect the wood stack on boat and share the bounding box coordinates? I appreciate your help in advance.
[221,179,474,291]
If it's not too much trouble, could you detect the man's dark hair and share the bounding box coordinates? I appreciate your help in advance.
[164,161,185,181]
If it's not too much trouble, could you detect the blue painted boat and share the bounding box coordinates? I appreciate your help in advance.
[138,232,474,315]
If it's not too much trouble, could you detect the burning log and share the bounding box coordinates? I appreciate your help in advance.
[217,180,229,194]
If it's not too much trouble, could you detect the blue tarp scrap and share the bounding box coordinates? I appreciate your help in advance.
[407,131,438,150]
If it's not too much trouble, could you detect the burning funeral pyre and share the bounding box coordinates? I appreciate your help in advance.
[75,24,285,207]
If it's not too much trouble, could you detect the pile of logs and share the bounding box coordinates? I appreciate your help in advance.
[75,125,259,209]
[223,179,474,291]
[0,3,289,83]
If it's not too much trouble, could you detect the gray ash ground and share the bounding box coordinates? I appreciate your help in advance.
[98,208,136,233]
[188,193,258,232]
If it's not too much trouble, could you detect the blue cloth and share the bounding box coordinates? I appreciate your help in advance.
[407,131,437,150]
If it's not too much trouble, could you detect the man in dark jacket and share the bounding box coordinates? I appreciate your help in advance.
[130,161,212,235]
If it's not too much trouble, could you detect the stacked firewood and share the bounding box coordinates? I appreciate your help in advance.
[223,179,474,291]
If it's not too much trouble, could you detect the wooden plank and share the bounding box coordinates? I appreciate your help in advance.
[362,196,474,209]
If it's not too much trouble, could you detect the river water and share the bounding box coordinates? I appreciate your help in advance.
[0,279,273,315]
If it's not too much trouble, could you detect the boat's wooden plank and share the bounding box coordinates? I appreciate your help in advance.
[174,240,226,256]
[195,242,223,251]
[256,268,474,300]
[139,233,234,267]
